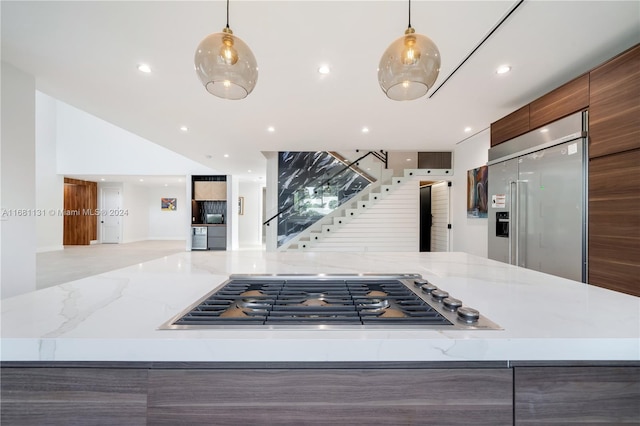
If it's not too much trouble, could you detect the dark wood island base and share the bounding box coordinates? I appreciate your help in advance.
[2,361,638,425]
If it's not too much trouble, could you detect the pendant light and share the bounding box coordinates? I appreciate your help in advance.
[194,0,258,100]
[378,0,440,101]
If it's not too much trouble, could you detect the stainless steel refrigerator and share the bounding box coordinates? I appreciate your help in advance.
[487,111,587,282]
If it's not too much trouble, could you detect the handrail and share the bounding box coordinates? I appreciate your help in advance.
[263,203,295,227]
[319,150,386,189]
[263,150,388,226]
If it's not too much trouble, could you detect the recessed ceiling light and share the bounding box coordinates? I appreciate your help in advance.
[248,170,252,173]
[540,128,549,133]
[361,127,369,134]
[496,65,511,74]
[180,126,188,132]
[164,184,168,187]
[139,178,144,182]
[137,63,151,73]
[464,127,472,133]
[267,126,275,132]
[178,179,183,182]
[318,65,331,75]
[224,154,229,158]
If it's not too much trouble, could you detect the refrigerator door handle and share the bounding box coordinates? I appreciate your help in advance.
[509,180,517,265]
[515,180,520,267]
[514,179,526,268]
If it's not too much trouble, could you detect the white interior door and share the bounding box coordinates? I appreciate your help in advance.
[430,181,450,252]
[101,187,121,244]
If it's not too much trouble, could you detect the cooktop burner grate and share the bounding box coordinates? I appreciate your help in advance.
[160,274,501,330]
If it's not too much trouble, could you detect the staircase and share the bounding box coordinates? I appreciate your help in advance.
[279,169,423,252]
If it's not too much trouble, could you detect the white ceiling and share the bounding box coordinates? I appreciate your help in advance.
[2,1,639,183]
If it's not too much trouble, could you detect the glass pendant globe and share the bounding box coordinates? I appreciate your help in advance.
[378,29,440,101]
[194,29,258,100]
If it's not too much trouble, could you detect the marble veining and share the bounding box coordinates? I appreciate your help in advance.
[276,151,370,245]
[1,251,639,362]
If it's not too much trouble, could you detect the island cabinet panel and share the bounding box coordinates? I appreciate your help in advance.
[147,368,513,425]
[588,149,640,296]
[490,104,530,146]
[514,366,640,423]
[0,368,148,426]
[529,74,589,130]
[589,44,640,159]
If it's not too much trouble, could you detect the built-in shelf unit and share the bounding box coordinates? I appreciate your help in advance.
[191,175,227,251]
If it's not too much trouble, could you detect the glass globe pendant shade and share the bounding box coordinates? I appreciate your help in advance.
[378,27,440,101]
[194,27,258,100]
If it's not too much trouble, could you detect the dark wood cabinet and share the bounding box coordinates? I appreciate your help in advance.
[3,362,638,424]
[490,74,590,147]
[529,73,589,130]
[514,366,640,423]
[490,104,529,146]
[589,44,640,159]
[1,368,148,425]
[147,368,513,425]
[588,149,640,296]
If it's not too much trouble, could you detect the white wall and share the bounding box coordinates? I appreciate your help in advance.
[238,181,264,248]
[264,152,279,251]
[1,62,37,298]
[387,151,418,173]
[227,176,238,250]
[147,185,188,240]
[55,100,216,176]
[35,91,64,252]
[451,129,490,257]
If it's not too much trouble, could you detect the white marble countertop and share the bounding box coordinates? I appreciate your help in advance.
[1,251,638,363]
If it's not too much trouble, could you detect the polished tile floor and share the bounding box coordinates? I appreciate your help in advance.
[36,240,187,289]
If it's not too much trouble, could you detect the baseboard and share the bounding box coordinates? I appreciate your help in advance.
[36,245,64,253]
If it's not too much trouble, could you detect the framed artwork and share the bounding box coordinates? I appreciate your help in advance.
[467,166,488,218]
[161,198,177,211]
[238,196,244,215]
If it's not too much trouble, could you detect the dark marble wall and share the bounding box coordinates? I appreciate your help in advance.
[277,152,370,245]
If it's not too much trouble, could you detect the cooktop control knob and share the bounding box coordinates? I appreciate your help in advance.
[414,279,430,287]
[457,307,480,323]
[442,297,462,311]
[431,289,449,302]
[420,283,438,294]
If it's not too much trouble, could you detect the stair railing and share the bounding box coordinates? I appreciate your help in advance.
[263,150,387,227]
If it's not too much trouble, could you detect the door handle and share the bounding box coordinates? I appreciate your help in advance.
[508,181,516,265]
[513,180,525,268]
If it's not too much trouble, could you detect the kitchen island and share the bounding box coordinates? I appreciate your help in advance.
[2,251,638,424]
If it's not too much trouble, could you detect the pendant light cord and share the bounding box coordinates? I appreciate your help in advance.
[408,0,412,29]
[226,0,230,29]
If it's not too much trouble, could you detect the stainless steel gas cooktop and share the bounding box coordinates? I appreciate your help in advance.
[159,274,501,330]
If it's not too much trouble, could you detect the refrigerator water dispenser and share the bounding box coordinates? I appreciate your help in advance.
[496,212,509,238]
